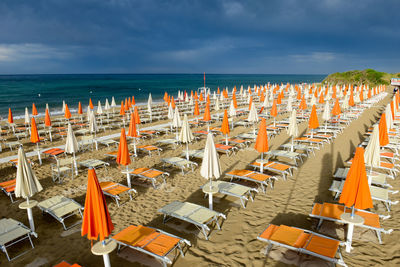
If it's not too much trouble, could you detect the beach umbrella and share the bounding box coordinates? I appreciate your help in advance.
[32,103,38,116]
[15,146,43,235]
[287,110,298,151]
[308,105,319,138]
[147,93,152,112]
[87,106,92,122]
[232,92,238,108]
[30,117,42,165]
[127,113,138,156]
[25,107,30,126]
[105,99,110,110]
[220,109,230,145]
[364,124,380,181]
[65,123,79,175]
[119,100,125,116]
[65,104,72,119]
[254,118,269,173]
[117,128,132,188]
[214,97,220,111]
[203,103,211,122]
[89,98,94,109]
[97,101,103,115]
[286,95,293,112]
[342,94,349,110]
[78,102,83,115]
[228,99,236,117]
[62,100,66,113]
[89,111,98,138]
[378,113,389,147]
[262,93,270,108]
[322,101,331,129]
[131,96,136,106]
[200,132,221,210]
[339,147,372,252]
[299,95,307,117]
[179,114,194,160]
[82,168,115,267]
[167,103,174,132]
[194,100,200,117]
[248,102,259,134]
[270,99,278,126]
[172,106,182,140]
[385,104,393,130]
[332,98,341,117]
[111,97,116,107]
[8,108,14,124]
[45,108,52,141]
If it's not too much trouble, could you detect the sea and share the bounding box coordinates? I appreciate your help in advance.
[0,74,326,118]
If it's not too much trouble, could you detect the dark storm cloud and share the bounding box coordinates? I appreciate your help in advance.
[0,0,398,74]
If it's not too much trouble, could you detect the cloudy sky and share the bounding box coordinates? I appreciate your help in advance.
[0,0,398,74]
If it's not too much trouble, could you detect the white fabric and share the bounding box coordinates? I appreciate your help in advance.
[172,106,182,128]
[247,103,258,123]
[104,99,110,110]
[97,100,103,114]
[111,96,116,107]
[179,115,194,143]
[65,123,79,154]
[89,111,98,133]
[287,109,299,137]
[200,133,221,180]
[167,103,174,120]
[322,101,331,121]
[228,100,236,117]
[15,146,43,198]
[214,98,220,111]
[364,125,380,167]
[385,104,393,130]
[25,108,30,124]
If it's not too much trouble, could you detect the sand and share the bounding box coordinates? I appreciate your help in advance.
[0,91,399,267]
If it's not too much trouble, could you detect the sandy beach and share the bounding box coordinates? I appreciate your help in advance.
[0,88,399,267]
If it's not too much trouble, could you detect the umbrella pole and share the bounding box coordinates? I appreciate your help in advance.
[26,197,36,233]
[186,143,189,161]
[225,134,228,145]
[49,127,53,142]
[260,153,263,173]
[133,138,137,157]
[36,143,42,165]
[291,137,294,152]
[73,152,78,177]
[126,165,131,188]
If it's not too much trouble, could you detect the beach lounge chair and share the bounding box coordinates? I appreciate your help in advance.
[37,195,83,230]
[4,141,21,151]
[0,218,35,261]
[112,225,191,267]
[347,158,399,179]
[329,180,399,211]
[129,167,170,188]
[41,147,65,161]
[250,161,295,179]
[157,138,181,148]
[161,157,198,174]
[78,136,94,151]
[99,181,137,207]
[280,143,316,156]
[9,158,34,168]
[334,167,392,188]
[0,179,16,202]
[96,139,119,149]
[104,150,134,159]
[51,157,75,183]
[257,224,347,266]
[295,137,327,148]
[201,181,258,208]
[265,149,304,166]
[78,159,110,171]
[158,201,226,240]
[309,202,393,244]
[137,145,163,156]
[227,138,251,148]
[215,143,238,156]
[225,169,277,192]
[180,149,204,159]
[236,132,257,140]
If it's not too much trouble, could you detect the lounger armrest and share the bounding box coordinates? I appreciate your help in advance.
[218,213,227,220]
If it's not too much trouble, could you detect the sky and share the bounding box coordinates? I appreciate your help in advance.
[0,0,399,74]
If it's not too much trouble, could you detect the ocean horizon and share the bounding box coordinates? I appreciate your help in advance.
[0,73,326,118]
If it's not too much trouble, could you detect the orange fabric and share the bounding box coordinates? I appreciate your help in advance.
[119,101,125,116]
[124,98,129,111]
[270,99,278,117]
[259,224,280,240]
[378,113,389,147]
[32,103,38,116]
[299,95,307,110]
[131,95,135,106]
[269,225,304,246]
[134,106,141,124]
[30,117,40,143]
[232,93,237,108]
[139,232,179,256]
[220,109,230,135]
[349,90,355,106]
[141,169,164,178]
[227,169,253,176]
[127,112,137,137]
[163,92,168,103]
[64,104,71,119]
[215,144,233,150]
[53,261,72,267]
[81,168,114,241]
[199,93,204,102]
[194,100,200,116]
[0,179,16,192]
[43,148,64,156]
[254,118,269,153]
[100,182,130,195]
[8,108,13,123]
[248,172,272,182]
[331,98,341,116]
[131,167,150,175]
[89,98,94,109]
[45,108,52,127]
[116,128,131,166]
[308,105,319,129]
[78,102,83,114]
[339,147,373,210]
[203,103,211,121]
[318,92,324,104]
[305,235,339,258]
[113,225,155,246]
[248,96,253,111]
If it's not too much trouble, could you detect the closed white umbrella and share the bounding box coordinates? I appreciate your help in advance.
[105,99,110,110]
[364,124,380,183]
[62,100,66,113]
[97,100,103,115]
[15,146,42,234]
[247,102,259,134]
[287,96,293,112]
[46,103,49,112]
[342,94,349,110]
[147,93,153,112]
[385,104,393,130]
[213,92,216,100]
[200,133,221,210]
[167,103,174,120]
[228,100,236,128]
[263,93,270,108]
[89,111,98,138]
[24,107,30,125]
[86,106,91,121]
[214,98,220,111]
[287,109,299,151]
[322,101,331,129]
[179,114,194,160]
[310,95,316,106]
[111,97,116,107]
[65,123,79,175]
[219,91,224,102]
[172,106,182,140]
[189,97,193,106]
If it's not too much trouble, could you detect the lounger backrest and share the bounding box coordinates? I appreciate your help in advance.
[58,158,74,167]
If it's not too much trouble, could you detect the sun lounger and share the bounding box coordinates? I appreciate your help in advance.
[227,138,251,147]
[112,225,191,267]
[180,149,204,159]
[250,161,295,179]
[99,181,137,207]
[310,202,393,244]
[280,143,316,156]
[37,195,83,230]
[226,169,277,192]
[0,218,35,261]
[257,224,347,266]
[347,158,399,178]
[51,157,76,183]
[137,145,162,156]
[201,181,258,208]
[9,158,34,168]
[161,157,198,174]
[334,167,392,188]
[104,150,134,159]
[265,149,303,165]
[215,143,238,156]
[329,180,399,211]
[5,141,21,151]
[78,136,94,151]
[295,137,327,148]
[96,139,119,149]
[78,159,110,171]
[236,133,257,140]
[157,138,181,148]
[0,179,16,202]
[158,201,226,240]
[129,167,170,188]
[41,147,65,160]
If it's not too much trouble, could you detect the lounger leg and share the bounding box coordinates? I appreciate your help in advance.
[202,227,209,240]
[317,219,323,229]
[376,231,382,244]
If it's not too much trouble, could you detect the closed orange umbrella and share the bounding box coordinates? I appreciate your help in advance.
[124,98,129,111]
[254,118,269,173]
[332,98,341,116]
[308,104,319,129]
[232,93,238,109]
[128,97,131,108]
[127,112,138,157]
[89,98,94,109]
[163,92,168,103]
[171,96,176,109]
[119,101,125,116]
[32,103,38,116]
[81,168,114,242]
[194,91,198,100]
[277,91,283,104]
[78,102,83,114]
[31,117,42,164]
[8,108,13,124]
[65,104,71,119]
[248,96,253,111]
[194,100,200,116]
[318,92,324,104]
[378,113,389,147]
[131,96,135,106]
[270,99,278,117]
[299,95,307,110]
[199,93,204,102]
[45,108,52,127]
[134,106,141,124]
[217,87,220,94]
[221,109,230,145]
[203,103,211,121]
[349,90,355,106]
[116,128,131,166]
[359,90,364,102]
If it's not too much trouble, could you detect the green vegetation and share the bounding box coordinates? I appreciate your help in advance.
[323,69,399,86]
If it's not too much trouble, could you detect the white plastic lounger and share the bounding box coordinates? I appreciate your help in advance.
[37,195,83,230]
[201,181,258,208]
[257,224,347,267]
[265,150,304,166]
[129,168,170,188]
[225,169,277,192]
[158,201,226,240]
[334,167,392,188]
[309,202,393,244]
[180,149,204,159]
[0,218,35,261]
[112,225,191,267]
[161,157,198,174]
[280,143,315,156]
[329,180,399,211]
[157,139,181,148]
[99,181,137,207]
